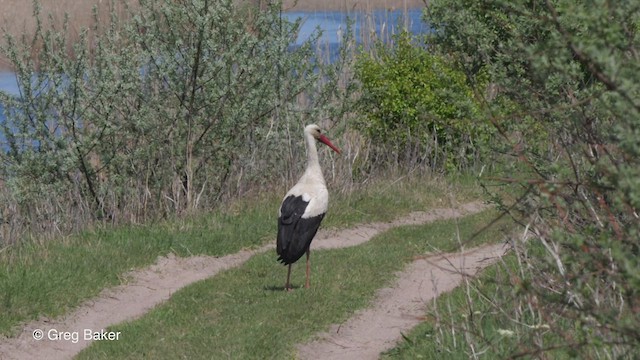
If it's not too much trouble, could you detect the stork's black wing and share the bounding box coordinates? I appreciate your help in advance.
[277,195,325,265]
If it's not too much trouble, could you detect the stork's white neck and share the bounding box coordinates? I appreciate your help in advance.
[306,131,319,166]
[303,131,325,184]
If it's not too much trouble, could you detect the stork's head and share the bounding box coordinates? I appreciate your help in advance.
[305,124,341,154]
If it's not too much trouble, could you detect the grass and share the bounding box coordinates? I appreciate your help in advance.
[0,201,273,337]
[75,208,511,359]
[0,175,480,337]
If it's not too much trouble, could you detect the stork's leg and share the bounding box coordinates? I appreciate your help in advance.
[285,264,292,291]
[305,248,311,289]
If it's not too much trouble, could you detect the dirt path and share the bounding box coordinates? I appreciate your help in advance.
[0,201,486,360]
[297,243,508,359]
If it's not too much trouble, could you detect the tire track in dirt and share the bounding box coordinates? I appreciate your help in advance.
[297,242,508,360]
[0,201,487,360]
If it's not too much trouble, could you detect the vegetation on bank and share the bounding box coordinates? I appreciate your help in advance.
[0,0,358,245]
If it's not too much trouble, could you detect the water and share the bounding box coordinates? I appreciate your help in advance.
[0,72,20,97]
[0,72,20,147]
[0,72,20,129]
[283,8,426,63]
[283,8,426,45]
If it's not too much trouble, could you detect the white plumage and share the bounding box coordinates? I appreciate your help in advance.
[276,124,340,291]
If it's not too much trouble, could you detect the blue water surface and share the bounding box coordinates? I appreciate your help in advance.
[0,72,20,97]
[0,72,20,147]
[284,8,426,45]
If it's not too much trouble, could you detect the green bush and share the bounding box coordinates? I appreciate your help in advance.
[355,31,491,171]
[425,0,640,357]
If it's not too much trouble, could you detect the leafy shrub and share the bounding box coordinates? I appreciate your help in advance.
[425,0,640,357]
[355,31,491,171]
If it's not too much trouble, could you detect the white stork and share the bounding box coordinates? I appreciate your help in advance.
[277,124,341,291]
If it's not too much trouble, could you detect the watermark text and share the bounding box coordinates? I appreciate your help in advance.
[32,328,121,344]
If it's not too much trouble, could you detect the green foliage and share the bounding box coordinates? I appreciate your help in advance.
[355,31,491,171]
[426,0,640,357]
[0,0,355,244]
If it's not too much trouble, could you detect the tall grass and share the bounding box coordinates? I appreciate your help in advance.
[0,0,131,70]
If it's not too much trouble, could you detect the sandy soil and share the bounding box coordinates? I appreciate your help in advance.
[0,201,487,359]
[297,242,508,359]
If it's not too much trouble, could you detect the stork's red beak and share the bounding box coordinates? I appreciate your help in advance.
[318,135,341,154]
